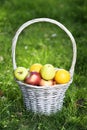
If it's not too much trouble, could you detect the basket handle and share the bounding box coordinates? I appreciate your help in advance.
[12,18,77,78]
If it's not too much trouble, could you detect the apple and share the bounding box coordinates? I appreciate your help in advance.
[39,79,53,86]
[40,64,55,80]
[14,67,28,81]
[24,72,41,85]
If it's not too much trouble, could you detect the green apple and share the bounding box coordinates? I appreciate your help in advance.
[40,64,55,80]
[14,67,28,81]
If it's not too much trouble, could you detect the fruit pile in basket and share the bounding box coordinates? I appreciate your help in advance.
[14,63,71,86]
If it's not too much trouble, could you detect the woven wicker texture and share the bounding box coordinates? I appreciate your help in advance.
[12,18,77,115]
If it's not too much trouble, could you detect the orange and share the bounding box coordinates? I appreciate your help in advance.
[54,69,70,84]
[29,63,43,72]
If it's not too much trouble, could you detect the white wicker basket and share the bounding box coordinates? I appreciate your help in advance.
[12,18,77,115]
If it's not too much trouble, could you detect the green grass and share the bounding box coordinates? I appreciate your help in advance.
[0,0,87,130]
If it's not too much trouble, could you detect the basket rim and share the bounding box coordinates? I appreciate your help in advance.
[16,77,73,89]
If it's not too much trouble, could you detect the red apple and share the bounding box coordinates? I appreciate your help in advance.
[39,79,53,86]
[24,72,41,85]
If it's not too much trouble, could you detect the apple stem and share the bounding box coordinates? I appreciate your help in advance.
[18,71,23,74]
